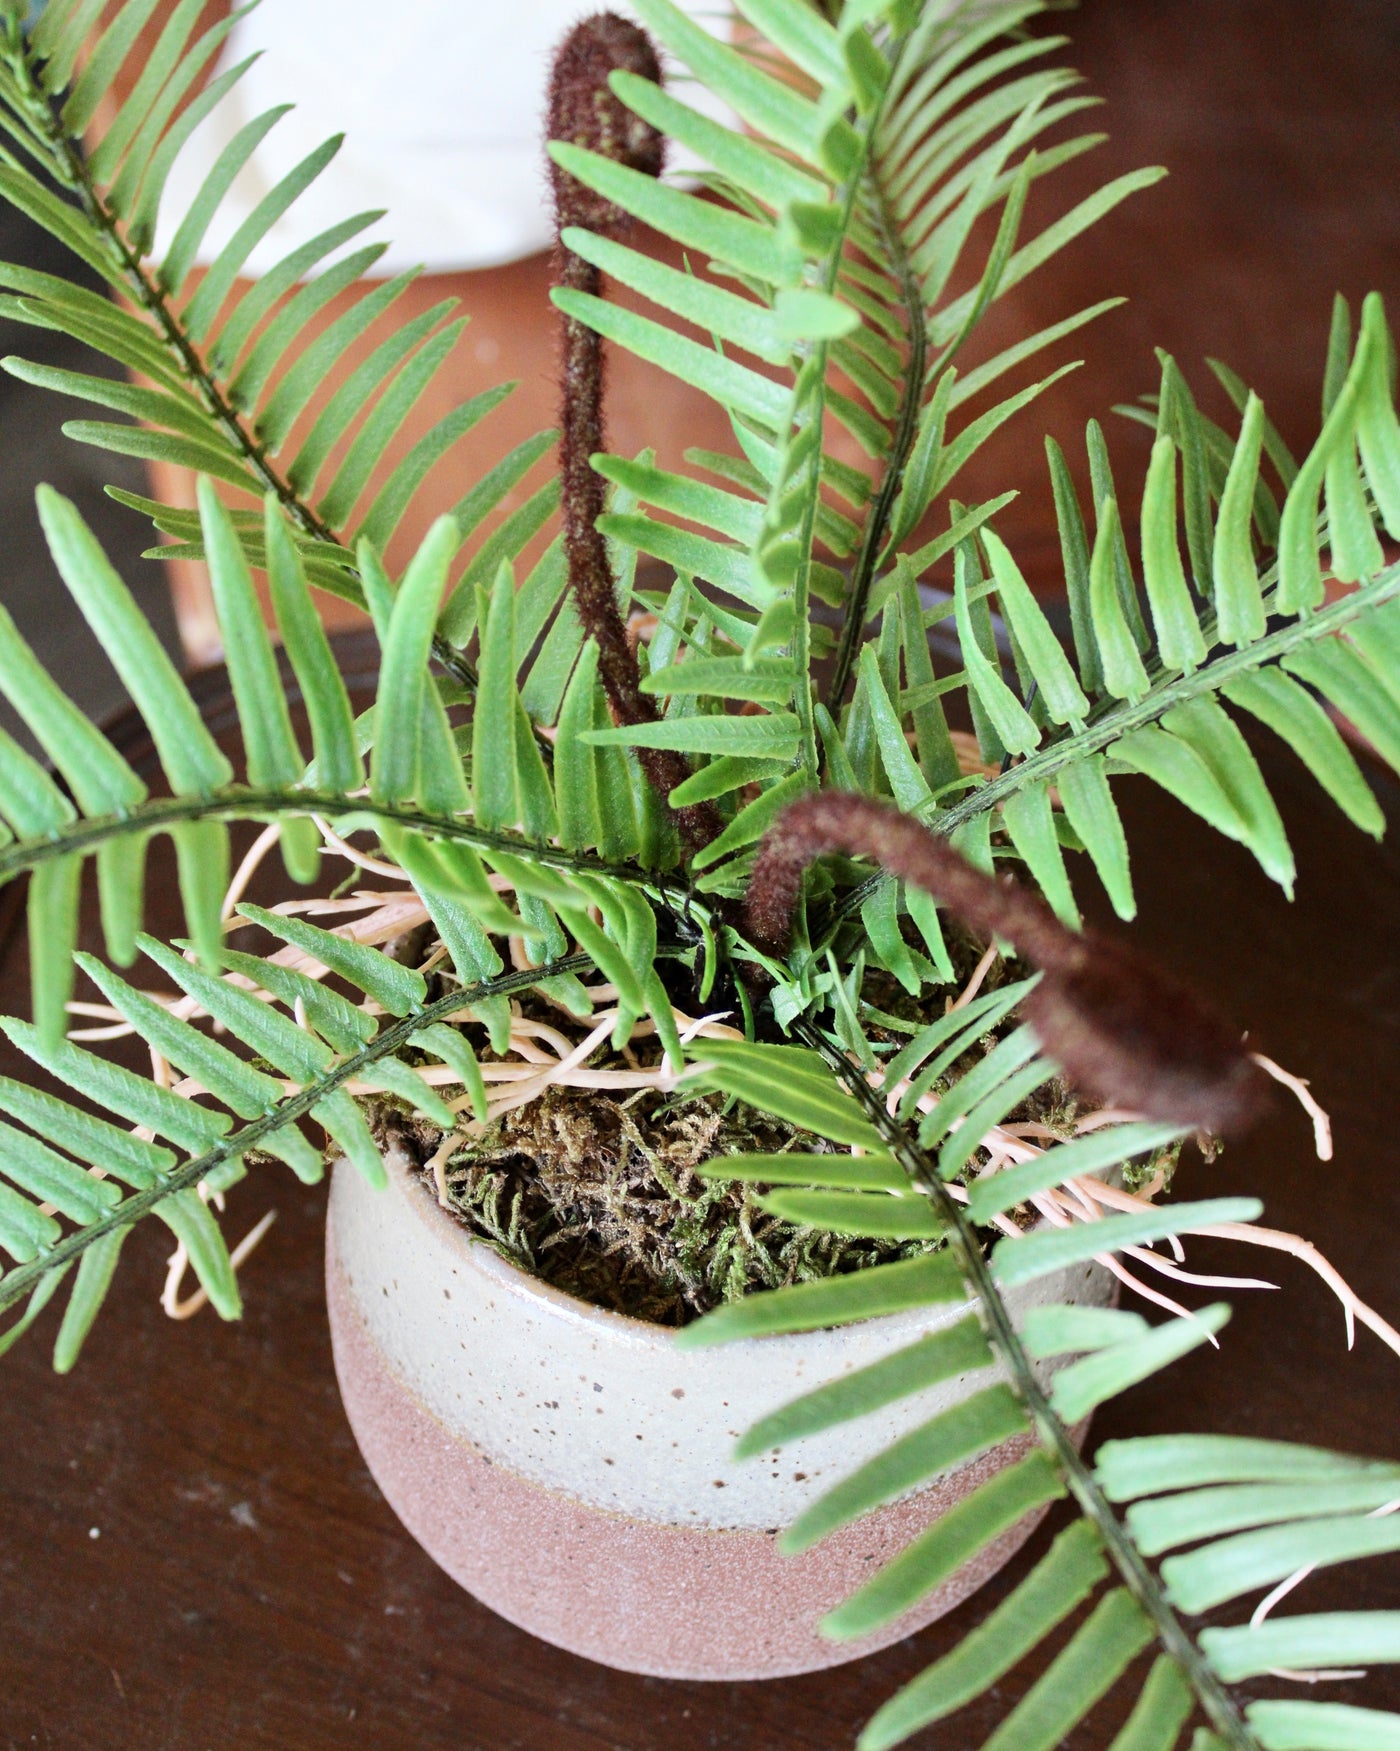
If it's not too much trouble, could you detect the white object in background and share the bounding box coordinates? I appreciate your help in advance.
[156,0,734,276]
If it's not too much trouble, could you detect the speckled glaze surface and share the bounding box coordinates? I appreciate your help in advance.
[326,1149,1112,1680]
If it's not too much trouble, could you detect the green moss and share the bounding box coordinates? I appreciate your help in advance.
[381,935,1178,1325]
[397,1085,938,1326]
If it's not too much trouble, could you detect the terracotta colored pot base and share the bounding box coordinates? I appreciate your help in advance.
[327,1231,1055,1680]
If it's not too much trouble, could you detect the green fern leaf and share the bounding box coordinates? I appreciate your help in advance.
[737,1315,993,1458]
[979,1589,1155,1751]
[822,1450,1064,1639]
[858,1521,1111,1751]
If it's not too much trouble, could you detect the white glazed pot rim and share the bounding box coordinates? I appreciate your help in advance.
[379,1142,972,1354]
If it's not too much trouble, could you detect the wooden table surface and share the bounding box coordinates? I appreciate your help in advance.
[3,0,1400,1743]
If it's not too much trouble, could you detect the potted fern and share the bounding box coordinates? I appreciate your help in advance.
[2,0,1400,1740]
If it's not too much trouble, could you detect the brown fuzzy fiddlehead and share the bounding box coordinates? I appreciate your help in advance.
[547,14,721,856]
[745,792,1270,1136]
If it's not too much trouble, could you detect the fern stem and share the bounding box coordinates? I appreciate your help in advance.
[781,325,846,782]
[0,786,701,902]
[0,948,631,1318]
[794,1015,1260,1750]
[763,19,933,780]
[828,555,1400,929]
[0,31,483,697]
[826,168,928,711]
[748,791,1266,1131]
[789,364,822,784]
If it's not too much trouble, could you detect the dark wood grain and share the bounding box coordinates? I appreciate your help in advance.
[3,0,1400,1743]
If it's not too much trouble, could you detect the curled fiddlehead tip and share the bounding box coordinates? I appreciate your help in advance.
[548,13,665,236]
[1022,933,1271,1137]
[745,791,1271,1136]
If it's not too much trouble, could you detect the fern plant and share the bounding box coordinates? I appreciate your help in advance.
[0,0,1398,1742]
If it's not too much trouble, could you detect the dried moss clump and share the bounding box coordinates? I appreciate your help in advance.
[404,1086,936,1326]
[377,935,1160,1328]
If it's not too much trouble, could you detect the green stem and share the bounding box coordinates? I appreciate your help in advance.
[828,556,1400,929]
[825,164,928,712]
[777,20,932,779]
[786,352,825,785]
[0,785,702,908]
[793,1015,1259,1751]
[0,948,625,1318]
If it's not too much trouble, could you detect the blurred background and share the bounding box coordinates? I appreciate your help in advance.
[0,0,1396,733]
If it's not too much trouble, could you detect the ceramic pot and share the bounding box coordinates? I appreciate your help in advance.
[326,1147,1112,1681]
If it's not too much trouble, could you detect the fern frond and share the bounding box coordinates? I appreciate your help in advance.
[0,4,549,689]
[550,0,1147,773]
[824,293,1400,961]
[684,1031,1400,1749]
[0,482,713,1026]
[0,947,601,1368]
